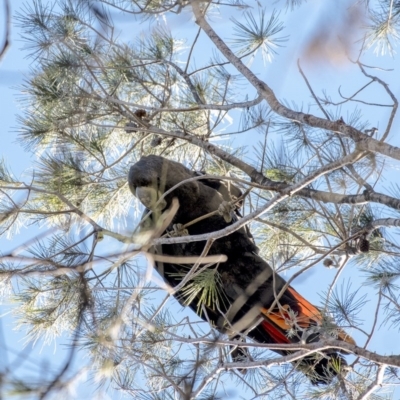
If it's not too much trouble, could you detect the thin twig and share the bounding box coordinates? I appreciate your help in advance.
[297,59,330,120]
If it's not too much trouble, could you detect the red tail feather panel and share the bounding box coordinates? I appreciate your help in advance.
[261,319,291,344]
[287,287,322,327]
[259,285,355,346]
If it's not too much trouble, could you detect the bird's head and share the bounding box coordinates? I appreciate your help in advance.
[128,155,200,211]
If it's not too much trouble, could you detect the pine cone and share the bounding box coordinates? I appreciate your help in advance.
[359,238,370,253]
[134,109,147,119]
[323,258,334,268]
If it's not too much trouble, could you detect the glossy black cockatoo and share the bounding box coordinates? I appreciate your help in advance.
[128,155,355,384]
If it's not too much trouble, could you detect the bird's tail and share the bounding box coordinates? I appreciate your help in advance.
[258,286,355,384]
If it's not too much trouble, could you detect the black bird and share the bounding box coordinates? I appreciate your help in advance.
[128,155,355,384]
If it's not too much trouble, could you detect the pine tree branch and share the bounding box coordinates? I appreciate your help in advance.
[170,335,400,370]
[356,364,386,400]
[153,150,367,246]
[365,218,400,233]
[357,61,398,142]
[190,1,400,162]
[297,59,331,120]
[121,124,400,212]
[103,91,264,112]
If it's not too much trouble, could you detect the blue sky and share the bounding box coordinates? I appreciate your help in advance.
[2,0,400,398]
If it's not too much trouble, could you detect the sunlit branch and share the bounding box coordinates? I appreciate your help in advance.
[190,0,400,162]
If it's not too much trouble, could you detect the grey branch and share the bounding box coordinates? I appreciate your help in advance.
[190,1,400,162]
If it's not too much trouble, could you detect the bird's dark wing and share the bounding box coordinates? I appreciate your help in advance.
[129,155,355,384]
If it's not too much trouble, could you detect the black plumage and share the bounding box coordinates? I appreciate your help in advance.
[129,155,355,384]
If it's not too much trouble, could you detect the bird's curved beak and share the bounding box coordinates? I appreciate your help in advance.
[135,186,167,211]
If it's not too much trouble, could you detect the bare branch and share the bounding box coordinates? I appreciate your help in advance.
[356,364,386,400]
[190,1,400,162]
